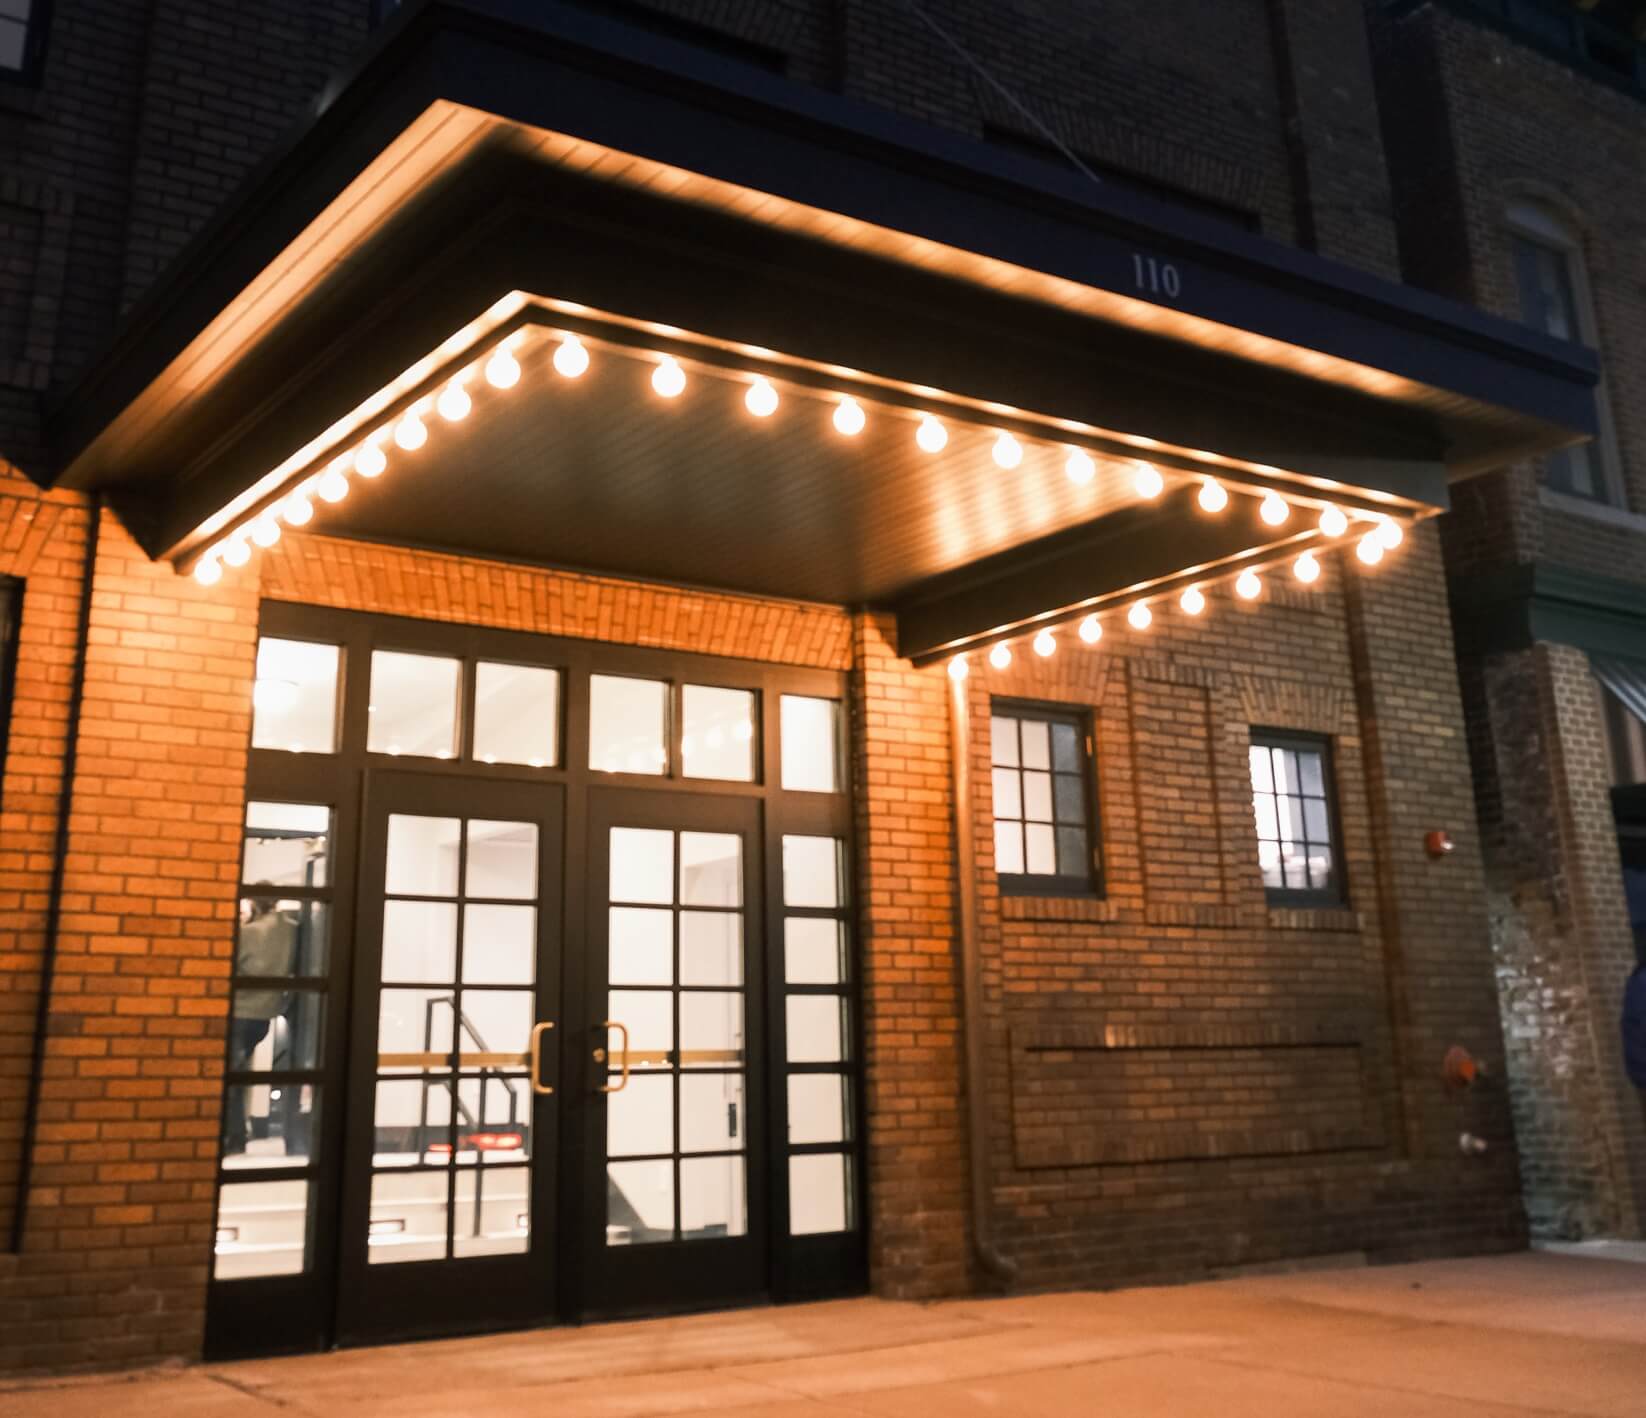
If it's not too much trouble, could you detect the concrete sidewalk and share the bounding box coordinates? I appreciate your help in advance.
[5,1251,1645,1416]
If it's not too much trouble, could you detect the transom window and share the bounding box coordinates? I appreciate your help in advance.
[989,703,1099,895]
[1249,730,1342,905]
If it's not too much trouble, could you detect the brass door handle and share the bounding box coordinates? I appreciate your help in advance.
[528,1021,555,1097]
[595,1020,630,1094]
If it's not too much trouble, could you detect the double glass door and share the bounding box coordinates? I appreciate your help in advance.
[333,776,766,1343]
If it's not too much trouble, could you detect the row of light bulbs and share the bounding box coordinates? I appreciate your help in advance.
[946,514,1406,681]
[190,325,1405,589]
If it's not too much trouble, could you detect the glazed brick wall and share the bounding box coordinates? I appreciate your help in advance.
[952,526,1523,1291]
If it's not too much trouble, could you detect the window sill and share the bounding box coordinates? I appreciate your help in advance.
[1001,894,1120,923]
[1539,485,1646,533]
[1267,905,1361,933]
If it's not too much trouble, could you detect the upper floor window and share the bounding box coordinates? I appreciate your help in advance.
[1508,200,1621,505]
[990,702,1100,895]
[1594,656,1646,788]
[0,0,47,82]
[1249,730,1342,906]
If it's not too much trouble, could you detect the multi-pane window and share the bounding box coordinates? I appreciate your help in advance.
[1509,201,1617,504]
[1249,731,1341,905]
[0,1,45,79]
[989,703,1098,894]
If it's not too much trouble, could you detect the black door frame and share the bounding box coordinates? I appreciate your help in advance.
[206,602,864,1358]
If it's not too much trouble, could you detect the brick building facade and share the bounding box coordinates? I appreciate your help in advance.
[0,0,1622,1376]
[1370,0,1646,1242]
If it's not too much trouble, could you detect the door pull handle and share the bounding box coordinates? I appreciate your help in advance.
[528,1021,555,1097]
[595,1020,630,1094]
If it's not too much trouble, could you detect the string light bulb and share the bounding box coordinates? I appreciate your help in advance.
[992,431,1023,469]
[1033,628,1056,657]
[222,537,251,568]
[1198,478,1229,513]
[652,357,686,399]
[394,411,428,451]
[1180,585,1206,616]
[193,556,222,587]
[1079,614,1102,645]
[484,348,521,389]
[354,442,387,478]
[1128,602,1153,631]
[833,396,865,436]
[1260,492,1290,526]
[916,415,948,453]
[283,493,314,526]
[553,336,589,378]
[1065,448,1096,486]
[948,654,969,681]
[1376,515,1404,549]
[1357,532,1384,565]
[745,377,778,418]
[989,642,1012,671]
[436,383,471,422]
[1236,568,1263,600]
[317,466,350,503]
[1294,550,1321,584]
[1135,462,1165,499]
[251,515,281,549]
[1319,505,1348,538]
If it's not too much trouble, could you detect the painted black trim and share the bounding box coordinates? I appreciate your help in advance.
[988,698,1105,900]
[1451,562,1646,661]
[1249,727,1348,910]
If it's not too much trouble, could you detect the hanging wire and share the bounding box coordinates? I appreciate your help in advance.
[893,0,1104,190]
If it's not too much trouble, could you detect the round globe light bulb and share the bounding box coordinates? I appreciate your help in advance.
[317,467,350,503]
[1198,479,1229,513]
[553,337,589,379]
[652,357,686,399]
[916,415,948,453]
[1128,602,1153,631]
[1236,568,1263,600]
[283,494,314,527]
[1260,492,1290,526]
[222,537,251,568]
[394,413,428,451]
[1376,516,1404,549]
[193,556,223,587]
[251,515,281,549]
[1180,585,1206,616]
[948,655,969,681]
[1033,628,1056,658]
[484,349,521,389]
[1078,614,1102,645]
[436,384,471,422]
[1065,448,1096,486]
[354,443,387,478]
[1135,462,1165,499]
[745,377,778,418]
[992,431,1023,470]
[1357,532,1384,565]
[988,642,1013,671]
[1319,505,1349,538]
[1294,550,1321,584]
[833,396,865,436]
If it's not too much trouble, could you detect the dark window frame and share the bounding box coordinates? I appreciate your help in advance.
[0,0,51,87]
[988,697,1103,899]
[0,577,18,795]
[1249,727,1345,908]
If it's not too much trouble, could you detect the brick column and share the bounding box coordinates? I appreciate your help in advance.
[3,510,258,1373]
[850,612,970,1298]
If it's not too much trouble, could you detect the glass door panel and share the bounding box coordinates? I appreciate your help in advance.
[336,773,562,1346]
[585,791,766,1313]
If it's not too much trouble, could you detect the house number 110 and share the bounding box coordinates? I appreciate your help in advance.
[1132,253,1182,299]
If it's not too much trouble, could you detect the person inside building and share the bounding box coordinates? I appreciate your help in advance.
[225,894,300,1154]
